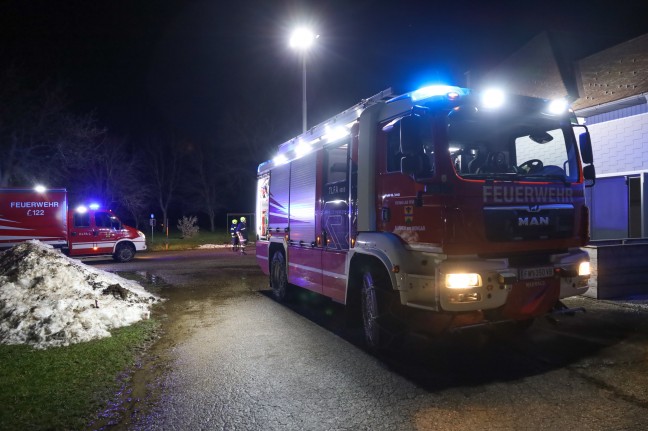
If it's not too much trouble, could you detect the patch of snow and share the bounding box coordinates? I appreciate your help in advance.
[196,242,255,249]
[0,240,161,349]
[197,244,230,249]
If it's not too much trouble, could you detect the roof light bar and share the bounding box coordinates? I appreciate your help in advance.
[411,85,467,102]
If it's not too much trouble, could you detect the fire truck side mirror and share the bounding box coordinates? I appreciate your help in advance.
[579,132,593,165]
[583,164,596,187]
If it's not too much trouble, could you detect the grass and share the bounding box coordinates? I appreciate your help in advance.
[0,319,159,430]
[146,228,231,251]
[0,230,222,429]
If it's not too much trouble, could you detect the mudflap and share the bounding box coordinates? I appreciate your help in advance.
[500,277,561,320]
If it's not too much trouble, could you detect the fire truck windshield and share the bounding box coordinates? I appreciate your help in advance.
[446,105,579,183]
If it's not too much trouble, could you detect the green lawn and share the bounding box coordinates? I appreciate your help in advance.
[0,229,231,429]
[146,228,231,251]
[0,319,159,430]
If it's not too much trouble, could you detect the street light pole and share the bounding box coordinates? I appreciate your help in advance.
[290,27,318,134]
[301,54,307,134]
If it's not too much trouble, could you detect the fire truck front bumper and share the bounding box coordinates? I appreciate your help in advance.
[398,248,590,313]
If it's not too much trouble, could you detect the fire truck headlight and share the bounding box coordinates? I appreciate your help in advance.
[578,261,590,277]
[137,230,146,239]
[445,273,481,289]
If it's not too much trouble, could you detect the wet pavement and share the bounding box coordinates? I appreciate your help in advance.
[89,249,648,430]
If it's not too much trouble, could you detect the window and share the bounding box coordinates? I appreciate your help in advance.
[95,212,112,228]
[447,107,578,182]
[73,212,90,228]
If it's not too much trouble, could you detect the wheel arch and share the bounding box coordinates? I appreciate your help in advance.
[347,252,395,307]
[113,239,136,254]
[268,240,287,272]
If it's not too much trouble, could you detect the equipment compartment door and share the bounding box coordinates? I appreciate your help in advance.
[321,141,351,302]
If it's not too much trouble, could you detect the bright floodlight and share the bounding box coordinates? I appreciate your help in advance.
[34,185,47,193]
[289,27,317,50]
[548,98,569,115]
[481,88,505,109]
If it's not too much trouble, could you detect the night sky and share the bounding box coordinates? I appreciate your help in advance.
[2,0,647,144]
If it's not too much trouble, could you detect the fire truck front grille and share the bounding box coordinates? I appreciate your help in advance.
[484,204,574,242]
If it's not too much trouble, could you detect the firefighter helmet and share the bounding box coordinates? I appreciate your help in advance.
[231,219,237,224]
[240,216,246,222]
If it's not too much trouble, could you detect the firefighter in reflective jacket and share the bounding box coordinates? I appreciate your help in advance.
[236,217,248,255]
[230,219,239,252]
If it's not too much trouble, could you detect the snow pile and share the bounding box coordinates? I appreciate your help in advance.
[0,240,160,349]
[197,244,231,249]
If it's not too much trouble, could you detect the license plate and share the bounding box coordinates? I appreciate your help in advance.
[519,266,554,280]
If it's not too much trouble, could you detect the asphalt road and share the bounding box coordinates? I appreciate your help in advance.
[90,248,648,431]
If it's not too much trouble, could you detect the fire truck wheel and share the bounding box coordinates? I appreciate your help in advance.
[270,252,290,302]
[360,267,404,351]
[113,243,135,262]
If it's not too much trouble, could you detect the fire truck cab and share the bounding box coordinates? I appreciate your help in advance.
[255,85,595,350]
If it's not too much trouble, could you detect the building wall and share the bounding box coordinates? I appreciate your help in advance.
[586,111,648,176]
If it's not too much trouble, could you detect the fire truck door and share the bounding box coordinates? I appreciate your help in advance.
[93,211,119,254]
[68,210,97,256]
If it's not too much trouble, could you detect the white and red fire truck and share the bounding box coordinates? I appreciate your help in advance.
[0,187,146,262]
[255,85,596,349]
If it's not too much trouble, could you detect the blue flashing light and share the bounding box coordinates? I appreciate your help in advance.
[89,203,100,210]
[411,85,467,102]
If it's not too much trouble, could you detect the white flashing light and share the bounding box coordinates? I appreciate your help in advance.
[76,205,88,214]
[481,88,505,109]
[34,185,47,193]
[548,98,569,115]
[411,85,463,102]
[323,125,349,143]
[295,140,311,157]
[445,273,481,289]
[273,154,288,166]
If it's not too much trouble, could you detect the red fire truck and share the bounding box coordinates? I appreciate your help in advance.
[255,85,595,350]
[0,187,146,262]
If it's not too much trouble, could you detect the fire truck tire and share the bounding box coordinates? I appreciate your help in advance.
[113,243,135,262]
[270,252,291,302]
[360,267,405,351]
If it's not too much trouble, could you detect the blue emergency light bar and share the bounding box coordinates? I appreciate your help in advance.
[409,84,469,102]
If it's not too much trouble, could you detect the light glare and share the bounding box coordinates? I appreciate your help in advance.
[273,154,288,166]
[446,273,481,289]
[548,98,569,115]
[481,88,505,109]
[411,85,463,102]
[289,28,317,50]
[578,261,590,277]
